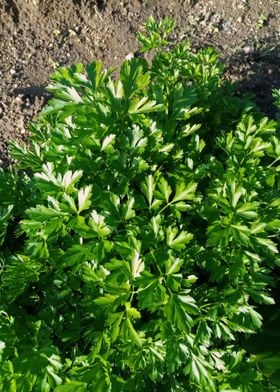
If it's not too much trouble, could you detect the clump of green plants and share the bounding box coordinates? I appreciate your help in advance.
[1,17,280,391]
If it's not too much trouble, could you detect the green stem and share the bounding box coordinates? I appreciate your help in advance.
[268,157,280,168]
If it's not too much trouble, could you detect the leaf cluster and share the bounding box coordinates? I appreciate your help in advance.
[0,18,280,391]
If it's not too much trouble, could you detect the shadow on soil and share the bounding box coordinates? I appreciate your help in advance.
[226,34,280,117]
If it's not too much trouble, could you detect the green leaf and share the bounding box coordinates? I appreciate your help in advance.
[101,134,116,153]
[137,272,167,311]
[141,175,155,208]
[120,57,150,98]
[121,197,136,221]
[247,289,275,305]
[78,185,92,213]
[125,317,143,347]
[63,194,78,213]
[94,294,118,306]
[166,226,193,250]
[35,162,61,187]
[125,304,141,319]
[129,97,164,114]
[26,205,67,221]
[165,257,183,275]
[89,210,111,237]
[182,123,201,137]
[256,237,278,254]
[55,382,87,392]
[248,308,263,329]
[137,16,176,52]
[156,177,172,202]
[62,170,83,191]
[0,204,13,245]
[266,219,280,231]
[172,182,197,203]
[177,293,199,315]
[106,312,124,343]
[131,248,145,278]
[86,61,106,89]
[184,352,213,387]
[236,202,259,219]
[165,294,193,332]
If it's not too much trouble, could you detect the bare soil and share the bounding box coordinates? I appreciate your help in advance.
[0,0,280,166]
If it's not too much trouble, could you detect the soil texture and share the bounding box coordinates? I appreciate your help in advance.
[0,0,280,166]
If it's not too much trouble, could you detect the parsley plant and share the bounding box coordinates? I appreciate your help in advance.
[1,18,280,391]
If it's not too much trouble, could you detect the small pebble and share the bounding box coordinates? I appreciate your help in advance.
[243,45,254,54]
[125,52,134,60]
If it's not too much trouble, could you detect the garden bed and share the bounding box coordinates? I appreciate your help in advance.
[0,0,280,165]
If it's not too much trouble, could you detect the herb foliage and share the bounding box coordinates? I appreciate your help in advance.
[0,17,280,391]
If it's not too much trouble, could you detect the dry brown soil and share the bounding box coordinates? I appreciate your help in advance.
[0,0,280,166]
